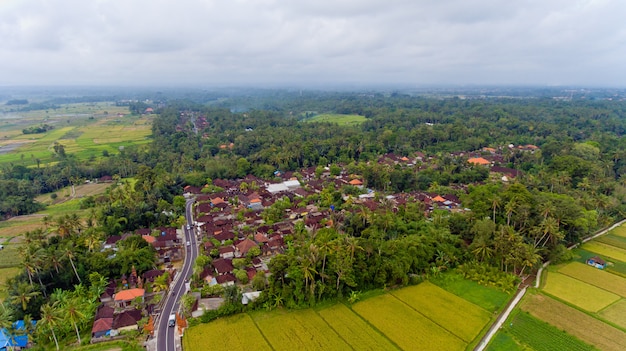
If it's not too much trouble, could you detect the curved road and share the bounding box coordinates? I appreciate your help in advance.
[156,198,198,351]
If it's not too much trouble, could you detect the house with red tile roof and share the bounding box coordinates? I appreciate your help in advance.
[92,318,113,338]
[236,238,257,257]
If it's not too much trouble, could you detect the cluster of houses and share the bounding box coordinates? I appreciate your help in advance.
[91,266,169,340]
[178,144,542,289]
[104,227,183,265]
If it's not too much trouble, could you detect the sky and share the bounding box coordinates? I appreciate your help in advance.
[0,0,624,87]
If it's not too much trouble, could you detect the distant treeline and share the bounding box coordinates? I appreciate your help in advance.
[5,99,28,105]
[22,124,54,134]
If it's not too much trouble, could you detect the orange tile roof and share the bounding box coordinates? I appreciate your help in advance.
[468,157,490,165]
[432,195,446,202]
[211,197,225,205]
[114,288,145,301]
[349,179,363,185]
[142,235,156,244]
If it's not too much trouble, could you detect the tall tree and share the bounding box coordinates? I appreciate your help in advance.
[39,302,61,351]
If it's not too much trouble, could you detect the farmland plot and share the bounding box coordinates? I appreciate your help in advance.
[582,242,626,262]
[543,272,620,312]
[391,282,491,342]
[252,308,350,351]
[521,293,626,351]
[558,262,626,297]
[485,332,526,351]
[183,313,271,351]
[609,225,626,238]
[598,299,626,329]
[507,312,594,351]
[352,294,466,351]
[431,272,510,312]
[305,113,367,126]
[595,234,626,251]
[317,304,399,351]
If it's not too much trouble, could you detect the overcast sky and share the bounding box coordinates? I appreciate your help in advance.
[0,0,624,87]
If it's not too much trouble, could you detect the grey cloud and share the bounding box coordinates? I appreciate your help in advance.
[0,0,624,86]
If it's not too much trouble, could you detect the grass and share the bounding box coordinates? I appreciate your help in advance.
[304,113,367,126]
[390,281,491,343]
[486,331,528,351]
[0,216,44,240]
[37,199,83,216]
[252,308,350,351]
[317,303,399,351]
[431,272,511,312]
[66,338,143,350]
[521,292,626,351]
[183,313,271,351]
[0,243,23,268]
[35,183,111,206]
[581,242,626,263]
[598,299,626,329]
[352,293,466,351]
[0,267,20,302]
[558,262,626,297]
[543,272,620,312]
[506,311,595,351]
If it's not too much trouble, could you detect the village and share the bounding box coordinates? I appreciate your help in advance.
[85,143,540,341]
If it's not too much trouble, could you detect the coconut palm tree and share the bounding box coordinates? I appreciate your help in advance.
[0,306,13,330]
[39,302,61,351]
[63,244,82,283]
[64,298,85,345]
[10,282,40,311]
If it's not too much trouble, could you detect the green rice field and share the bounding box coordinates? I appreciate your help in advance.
[581,242,626,262]
[304,113,367,126]
[520,292,626,351]
[598,299,626,329]
[253,308,350,351]
[595,234,626,250]
[505,311,594,351]
[558,262,626,297]
[543,272,620,312]
[0,103,152,167]
[430,272,511,312]
[390,282,491,343]
[351,294,466,351]
[183,313,271,351]
[184,276,504,351]
[609,225,626,238]
[317,303,399,351]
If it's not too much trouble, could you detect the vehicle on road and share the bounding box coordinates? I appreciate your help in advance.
[186,241,190,247]
[186,224,191,230]
[168,314,176,327]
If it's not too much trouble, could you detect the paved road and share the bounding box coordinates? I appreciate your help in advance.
[156,198,198,351]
